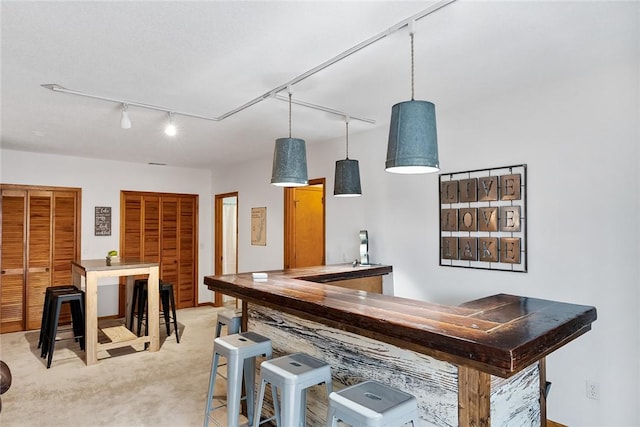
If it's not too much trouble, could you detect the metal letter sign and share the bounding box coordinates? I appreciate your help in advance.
[439,165,527,272]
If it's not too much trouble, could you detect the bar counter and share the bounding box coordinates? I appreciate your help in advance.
[204,264,597,426]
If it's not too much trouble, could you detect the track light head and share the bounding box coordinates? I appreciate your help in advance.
[120,104,131,129]
[165,112,176,136]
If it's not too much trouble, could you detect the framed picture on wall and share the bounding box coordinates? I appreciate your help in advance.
[94,206,111,236]
[251,207,267,246]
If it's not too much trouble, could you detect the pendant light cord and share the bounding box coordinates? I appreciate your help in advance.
[345,118,350,159]
[288,92,292,138]
[410,32,415,101]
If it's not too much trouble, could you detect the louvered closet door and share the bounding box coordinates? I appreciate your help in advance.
[52,191,79,285]
[178,196,196,308]
[161,197,179,287]
[143,196,160,262]
[121,194,142,260]
[1,190,27,333]
[120,193,161,262]
[26,191,53,330]
[120,191,198,314]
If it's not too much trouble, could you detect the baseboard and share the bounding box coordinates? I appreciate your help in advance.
[197,302,217,307]
[548,420,568,427]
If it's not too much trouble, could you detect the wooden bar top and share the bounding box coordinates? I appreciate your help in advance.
[204,264,596,378]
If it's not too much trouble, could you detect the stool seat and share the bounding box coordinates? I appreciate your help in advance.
[254,352,333,427]
[326,380,418,427]
[204,332,272,427]
[215,309,243,338]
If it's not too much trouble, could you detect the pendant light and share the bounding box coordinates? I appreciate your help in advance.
[386,21,439,174]
[120,103,131,129]
[271,88,308,187]
[334,117,362,197]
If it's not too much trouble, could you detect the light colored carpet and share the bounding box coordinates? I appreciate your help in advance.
[0,305,241,427]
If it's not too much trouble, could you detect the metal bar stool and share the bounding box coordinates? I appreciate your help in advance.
[131,279,180,343]
[204,331,272,427]
[253,352,333,427]
[38,285,79,350]
[215,309,243,338]
[326,380,418,427]
[40,288,85,369]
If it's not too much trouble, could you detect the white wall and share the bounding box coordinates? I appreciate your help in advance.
[210,26,639,427]
[0,151,214,315]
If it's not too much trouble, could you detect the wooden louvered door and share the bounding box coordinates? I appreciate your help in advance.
[121,194,142,262]
[52,191,79,285]
[25,191,53,330]
[177,196,196,308]
[1,190,27,332]
[160,197,179,292]
[143,196,160,263]
[1,185,81,333]
[119,191,197,316]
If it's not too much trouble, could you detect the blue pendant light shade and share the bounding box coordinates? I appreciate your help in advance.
[386,23,439,174]
[334,159,361,197]
[334,118,362,196]
[271,137,308,187]
[386,100,439,173]
[271,89,309,187]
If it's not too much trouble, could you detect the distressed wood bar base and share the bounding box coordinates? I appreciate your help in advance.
[204,264,597,426]
[249,305,541,426]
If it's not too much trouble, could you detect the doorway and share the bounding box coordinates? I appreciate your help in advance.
[214,192,238,306]
[284,178,325,268]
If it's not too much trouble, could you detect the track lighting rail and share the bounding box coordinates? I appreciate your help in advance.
[41,84,221,122]
[41,0,455,127]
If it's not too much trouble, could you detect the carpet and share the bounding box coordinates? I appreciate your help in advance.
[0,305,233,427]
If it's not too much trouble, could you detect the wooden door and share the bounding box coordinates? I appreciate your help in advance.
[52,191,80,285]
[161,197,179,289]
[177,197,196,308]
[1,185,80,333]
[1,190,27,333]
[284,179,325,268]
[25,191,53,330]
[144,196,161,263]
[120,191,198,314]
[121,193,142,261]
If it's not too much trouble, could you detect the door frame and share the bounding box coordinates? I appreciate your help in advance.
[214,191,238,306]
[284,178,325,269]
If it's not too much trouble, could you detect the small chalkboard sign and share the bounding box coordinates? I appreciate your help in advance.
[95,206,111,236]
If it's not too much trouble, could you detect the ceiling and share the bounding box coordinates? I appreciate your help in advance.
[1,1,631,169]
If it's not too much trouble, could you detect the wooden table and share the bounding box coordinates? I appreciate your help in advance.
[204,264,597,426]
[71,259,160,365]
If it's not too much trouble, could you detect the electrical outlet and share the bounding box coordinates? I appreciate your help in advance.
[586,380,600,400]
